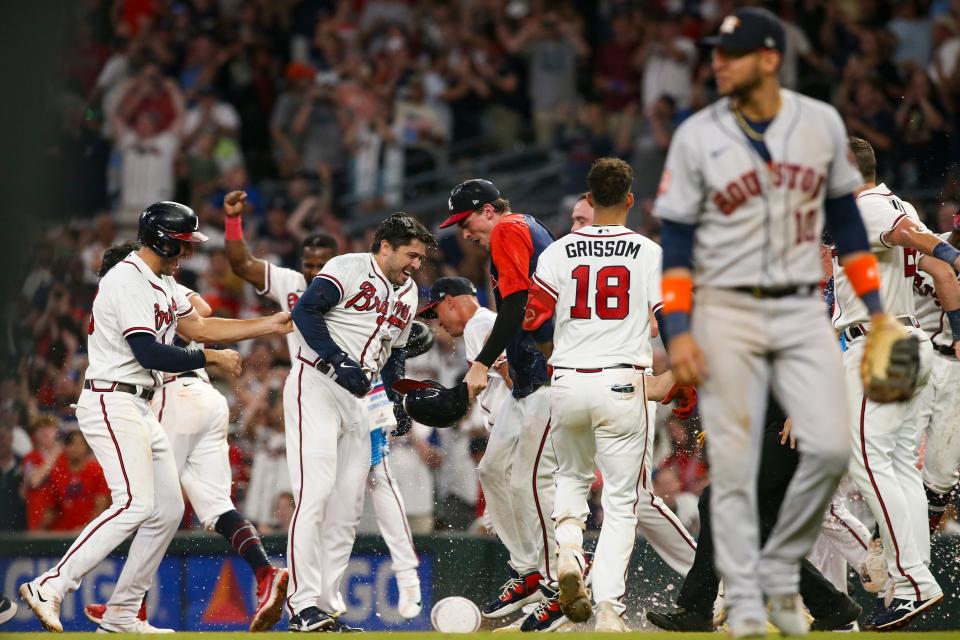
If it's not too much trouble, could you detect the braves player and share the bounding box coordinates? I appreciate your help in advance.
[284,213,432,631]
[442,179,562,631]
[19,202,290,633]
[523,157,694,631]
[82,243,290,632]
[910,214,960,533]
[833,138,960,629]
[654,8,904,635]
[223,192,423,620]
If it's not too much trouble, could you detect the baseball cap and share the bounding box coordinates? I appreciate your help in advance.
[702,7,785,55]
[439,179,501,229]
[417,276,478,318]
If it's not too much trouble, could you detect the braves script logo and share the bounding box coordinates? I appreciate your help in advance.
[345,281,389,314]
[154,302,175,331]
[713,164,826,215]
[386,299,412,329]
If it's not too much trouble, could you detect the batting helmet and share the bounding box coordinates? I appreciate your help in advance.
[392,379,469,428]
[138,201,209,258]
[405,321,434,359]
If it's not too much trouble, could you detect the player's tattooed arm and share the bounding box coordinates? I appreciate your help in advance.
[917,255,960,357]
[223,190,268,291]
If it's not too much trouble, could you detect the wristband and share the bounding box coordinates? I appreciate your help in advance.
[662,276,694,314]
[860,289,883,316]
[842,253,881,298]
[663,312,691,341]
[932,241,960,271]
[947,308,960,342]
[225,216,243,241]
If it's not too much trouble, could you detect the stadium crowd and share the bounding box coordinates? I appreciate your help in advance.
[3,0,960,539]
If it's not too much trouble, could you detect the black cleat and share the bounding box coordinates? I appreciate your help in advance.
[646,606,714,631]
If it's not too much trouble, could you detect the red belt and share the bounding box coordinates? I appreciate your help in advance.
[550,364,645,375]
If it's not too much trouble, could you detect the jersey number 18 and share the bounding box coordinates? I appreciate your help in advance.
[570,265,630,320]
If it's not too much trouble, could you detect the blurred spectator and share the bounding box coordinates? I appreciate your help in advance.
[895,67,951,187]
[261,490,296,535]
[888,0,934,68]
[841,78,896,178]
[181,86,242,171]
[0,422,26,532]
[23,415,62,530]
[394,78,448,184]
[635,15,696,114]
[80,214,117,285]
[658,419,709,495]
[477,39,527,153]
[390,424,443,534]
[44,430,109,532]
[594,12,641,117]
[929,14,960,87]
[652,467,700,538]
[242,376,290,528]
[619,96,677,204]
[557,101,614,195]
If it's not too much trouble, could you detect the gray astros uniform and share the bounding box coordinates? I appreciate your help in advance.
[653,88,860,625]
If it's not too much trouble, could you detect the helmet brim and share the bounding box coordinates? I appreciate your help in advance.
[167,231,210,243]
[392,378,441,395]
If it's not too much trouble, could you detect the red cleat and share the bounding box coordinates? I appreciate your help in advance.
[84,597,147,625]
[250,567,289,632]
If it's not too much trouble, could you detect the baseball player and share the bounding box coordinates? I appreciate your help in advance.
[523,157,696,631]
[910,212,960,533]
[441,179,562,632]
[19,202,291,633]
[223,193,423,620]
[569,193,593,232]
[653,8,909,635]
[283,213,433,631]
[81,241,290,632]
[832,138,960,630]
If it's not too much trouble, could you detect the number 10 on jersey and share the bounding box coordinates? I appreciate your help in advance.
[570,265,630,320]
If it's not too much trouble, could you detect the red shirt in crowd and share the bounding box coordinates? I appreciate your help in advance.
[22,450,54,530]
[44,454,109,531]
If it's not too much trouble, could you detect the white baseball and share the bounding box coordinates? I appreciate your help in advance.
[430,596,482,633]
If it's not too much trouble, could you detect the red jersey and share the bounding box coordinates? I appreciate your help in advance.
[46,455,109,531]
[23,450,54,530]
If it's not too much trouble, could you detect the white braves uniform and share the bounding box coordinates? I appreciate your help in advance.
[32,252,190,623]
[807,487,873,593]
[911,234,960,498]
[532,225,693,613]
[832,184,939,603]
[149,285,233,531]
[469,308,540,574]
[274,254,417,615]
[654,89,858,626]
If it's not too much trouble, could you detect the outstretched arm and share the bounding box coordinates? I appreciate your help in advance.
[223,190,268,291]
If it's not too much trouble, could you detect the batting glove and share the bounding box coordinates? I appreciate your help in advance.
[391,403,412,437]
[327,351,371,397]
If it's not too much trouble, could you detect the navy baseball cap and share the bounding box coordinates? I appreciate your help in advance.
[702,7,785,55]
[417,276,478,318]
[439,179,501,229]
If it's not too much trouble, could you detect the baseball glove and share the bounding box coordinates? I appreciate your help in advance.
[860,315,920,403]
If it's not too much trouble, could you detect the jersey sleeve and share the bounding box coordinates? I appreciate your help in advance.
[645,241,664,314]
[173,283,195,319]
[259,262,305,307]
[490,218,535,297]
[531,245,561,303]
[858,196,911,250]
[653,121,706,224]
[824,106,863,199]
[316,254,362,304]
[109,274,162,338]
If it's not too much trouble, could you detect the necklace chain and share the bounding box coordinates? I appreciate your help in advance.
[732,104,766,142]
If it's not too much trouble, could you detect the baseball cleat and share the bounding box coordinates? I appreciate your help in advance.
[646,606,714,631]
[810,597,861,631]
[519,584,568,632]
[397,583,422,619]
[863,592,943,631]
[594,601,629,632]
[97,618,174,633]
[0,593,18,625]
[250,567,289,631]
[19,582,62,633]
[482,567,543,618]
[492,615,527,632]
[729,618,769,638]
[329,617,364,632]
[556,546,591,623]
[767,594,809,636]
[85,597,148,625]
[858,538,888,593]
[288,606,335,632]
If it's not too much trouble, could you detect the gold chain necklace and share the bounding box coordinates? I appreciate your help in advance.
[732,104,765,142]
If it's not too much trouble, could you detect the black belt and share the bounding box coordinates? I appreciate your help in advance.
[731,284,819,299]
[551,364,645,374]
[175,371,199,380]
[296,351,335,378]
[84,380,155,401]
[935,344,957,359]
[844,316,919,342]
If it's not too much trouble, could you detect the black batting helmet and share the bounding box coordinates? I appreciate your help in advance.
[138,201,208,258]
[405,321,434,359]
[392,379,469,428]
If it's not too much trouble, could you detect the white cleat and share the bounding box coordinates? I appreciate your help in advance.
[557,546,591,624]
[594,601,629,632]
[19,582,62,633]
[0,593,18,625]
[397,583,422,619]
[492,615,526,632]
[729,618,769,638]
[859,538,888,593]
[768,594,809,636]
[98,618,174,633]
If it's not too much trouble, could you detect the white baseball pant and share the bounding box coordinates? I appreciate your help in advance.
[37,389,183,623]
[284,364,371,615]
[842,329,940,602]
[915,353,960,495]
[153,377,234,530]
[693,290,850,627]
[808,493,872,593]
[477,396,539,574]
[369,456,419,587]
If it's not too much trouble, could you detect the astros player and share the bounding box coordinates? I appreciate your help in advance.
[910,212,960,533]
[442,179,562,632]
[223,192,423,620]
[19,202,290,633]
[83,243,290,632]
[523,158,689,631]
[284,213,433,631]
[653,8,904,635]
[833,138,960,629]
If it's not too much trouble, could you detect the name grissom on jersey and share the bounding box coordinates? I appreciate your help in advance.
[565,238,643,260]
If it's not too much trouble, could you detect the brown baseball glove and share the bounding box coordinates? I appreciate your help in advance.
[860,315,921,403]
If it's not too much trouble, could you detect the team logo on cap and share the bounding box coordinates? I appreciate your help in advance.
[720,15,740,33]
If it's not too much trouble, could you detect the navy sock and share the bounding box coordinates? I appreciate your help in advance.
[214,509,271,573]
